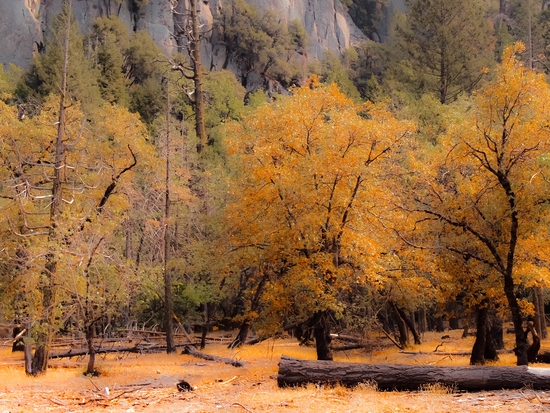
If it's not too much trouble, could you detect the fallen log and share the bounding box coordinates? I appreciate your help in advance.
[399,348,514,356]
[277,355,550,390]
[182,345,245,367]
[49,342,197,359]
[536,351,550,363]
[49,345,150,359]
[330,334,362,343]
[332,344,372,352]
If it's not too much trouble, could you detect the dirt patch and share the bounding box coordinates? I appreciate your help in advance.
[1,331,550,412]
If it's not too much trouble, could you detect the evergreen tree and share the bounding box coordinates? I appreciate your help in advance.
[397,0,495,103]
[17,4,101,114]
[89,16,131,106]
[221,0,308,88]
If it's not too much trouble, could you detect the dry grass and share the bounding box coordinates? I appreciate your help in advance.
[0,330,549,412]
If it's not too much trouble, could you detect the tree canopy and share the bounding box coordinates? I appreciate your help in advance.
[5,0,550,375]
[224,77,414,359]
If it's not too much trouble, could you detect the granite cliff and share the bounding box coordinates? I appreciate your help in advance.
[0,0,367,73]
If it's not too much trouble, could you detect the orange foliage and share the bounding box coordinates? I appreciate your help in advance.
[392,43,550,364]
[224,79,414,327]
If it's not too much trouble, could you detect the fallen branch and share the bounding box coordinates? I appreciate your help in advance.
[182,345,245,367]
[375,322,403,350]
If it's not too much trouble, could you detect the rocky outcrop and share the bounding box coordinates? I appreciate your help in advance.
[0,0,367,71]
[242,0,366,58]
[0,0,43,69]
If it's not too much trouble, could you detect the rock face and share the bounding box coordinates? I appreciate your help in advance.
[0,0,367,71]
[0,0,43,69]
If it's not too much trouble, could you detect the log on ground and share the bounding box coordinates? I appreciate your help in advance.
[182,345,245,367]
[49,342,196,359]
[277,355,550,390]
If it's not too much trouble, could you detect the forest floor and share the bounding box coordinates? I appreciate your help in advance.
[0,329,550,412]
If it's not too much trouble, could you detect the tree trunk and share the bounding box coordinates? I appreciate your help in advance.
[499,0,506,14]
[419,308,427,333]
[31,344,49,376]
[534,287,548,339]
[393,306,409,348]
[435,316,445,333]
[505,283,528,365]
[24,326,32,375]
[470,304,488,365]
[85,324,96,375]
[229,320,251,349]
[449,317,459,330]
[189,0,207,154]
[31,0,72,376]
[484,323,499,362]
[164,79,176,355]
[462,317,471,338]
[312,311,333,361]
[394,305,421,345]
[277,356,550,389]
[228,274,267,348]
[200,303,209,350]
[526,322,541,363]
[500,169,528,365]
[489,315,504,350]
[448,300,460,330]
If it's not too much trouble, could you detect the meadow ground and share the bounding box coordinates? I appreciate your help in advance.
[0,329,549,412]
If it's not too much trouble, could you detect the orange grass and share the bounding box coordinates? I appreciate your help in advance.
[0,330,548,412]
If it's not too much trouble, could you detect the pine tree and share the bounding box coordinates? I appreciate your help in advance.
[398,0,495,103]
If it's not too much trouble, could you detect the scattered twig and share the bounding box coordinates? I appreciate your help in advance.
[109,390,131,401]
[221,376,238,385]
[435,355,453,363]
[41,395,68,406]
[231,402,253,412]
[520,389,550,410]
[434,341,446,352]
[87,377,101,391]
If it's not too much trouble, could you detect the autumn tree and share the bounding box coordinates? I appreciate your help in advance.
[0,93,157,373]
[392,43,550,365]
[0,2,156,374]
[224,77,414,360]
[0,64,21,101]
[397,0,495,103]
